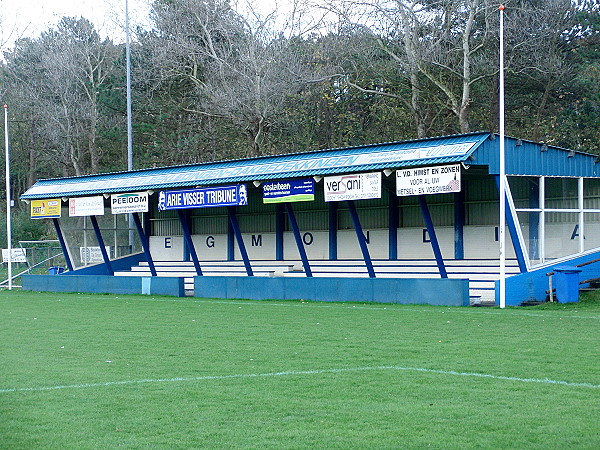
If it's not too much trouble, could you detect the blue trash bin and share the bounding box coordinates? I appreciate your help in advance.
[48,266,65,275]
[553,266,582,303]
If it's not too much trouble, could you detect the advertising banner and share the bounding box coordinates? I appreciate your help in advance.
[396,164,461,197]
[2,248,26,263]
[111,192,149,214]
[80,246,110,263]
[158,185,248,211]
[324,172,381,202]
[262,179,314,204]
[30,199,61,219]
[69,196,105,217]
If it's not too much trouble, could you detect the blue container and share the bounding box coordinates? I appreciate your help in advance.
[48,266,65,275]
[553,266,582,303]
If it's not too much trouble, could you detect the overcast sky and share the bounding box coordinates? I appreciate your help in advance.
[1,0,152,47]
[0,0,288,49]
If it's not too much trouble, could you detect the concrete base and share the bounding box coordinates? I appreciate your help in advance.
[22,275,185,297]
[194,276,470,306]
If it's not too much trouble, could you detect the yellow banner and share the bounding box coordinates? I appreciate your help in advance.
[31,199,62,219]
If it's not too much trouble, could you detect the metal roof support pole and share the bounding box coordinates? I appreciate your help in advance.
[417,196,447,278]
[284,202,312,277]
[328,202,338,261]
[52,218,74,272]
[454,190,465,260]
[388,191,398,260]
[528,179,540,260]
[89,215,114,276]
[494,176,528,273]
[176,210,203,276]
[227,215,235,261]
[346,200,375,278]
[578,177,584,254]
[132,212,157,277]
[275,203,285,261]
[227,206,253,276]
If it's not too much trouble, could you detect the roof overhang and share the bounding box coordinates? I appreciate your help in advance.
[21,132,491,200]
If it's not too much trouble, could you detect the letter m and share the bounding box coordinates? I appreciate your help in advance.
[251,234,263,247]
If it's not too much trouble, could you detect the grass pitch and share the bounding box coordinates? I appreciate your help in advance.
[1,290,599,448]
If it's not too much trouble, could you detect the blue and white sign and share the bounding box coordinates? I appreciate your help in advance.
[262,179,314,204]
[158,185,248,211]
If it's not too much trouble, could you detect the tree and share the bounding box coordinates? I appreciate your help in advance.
[326,0,496,136]
[144,0,314,157]
[2,17,119,177]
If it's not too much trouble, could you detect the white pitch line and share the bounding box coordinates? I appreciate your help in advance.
[1,365,598,394]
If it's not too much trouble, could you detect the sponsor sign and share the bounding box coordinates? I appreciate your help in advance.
[158,185,248,211]
[324,172,381,202]
[80,246,110,263]
[2,248,27,263]
[396,164,461,197]
[262,179,314,204]
[111,192,149,214]
[30,199,61,219]
[69,196,105,217]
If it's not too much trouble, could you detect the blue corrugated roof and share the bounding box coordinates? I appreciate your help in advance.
[21,132,600,200]
[21,132,490,200]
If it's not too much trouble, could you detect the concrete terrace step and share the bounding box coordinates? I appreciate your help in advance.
[125,259,515,304]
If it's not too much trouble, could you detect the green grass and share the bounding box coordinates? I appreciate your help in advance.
[1,290,599,449]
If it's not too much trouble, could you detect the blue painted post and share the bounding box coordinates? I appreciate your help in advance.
[227,206,253,276]
[227,215,235,261]
[347,201,375,278]
[132,212,157,277]
[454,190,465,260]
[529,179,540,260]
[276,203,285,261]
[89,215,114,275]
[389,191,398,260]
[176,209,203,276]
[52,218,74,271]
[418,196,447,278]
[494,176,528,273]
[284,202,312,277]
[328,202,338,260]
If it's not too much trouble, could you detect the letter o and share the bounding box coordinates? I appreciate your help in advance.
[302,232,314,246]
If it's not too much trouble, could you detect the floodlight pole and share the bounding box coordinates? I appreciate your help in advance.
[126,0,133,172]
[499,5,506,308]
[4,104,12,290]
[126,0,135,249]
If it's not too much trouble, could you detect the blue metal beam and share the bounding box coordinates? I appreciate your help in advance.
[132,212,157,277]
[284,202,312,277]
[177,209,203,276]
[529,179,540,260]
[495,176,528,273]
[227,215,235,261]
[388,190,398,260]
[89,215,113,275]
[346,201,375,278]
[275,203,285,261]
[328,202,338,260]
[418,196,447,278]
[52,218,74,271]
[227,206,253,276]
[454,190,465,260]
